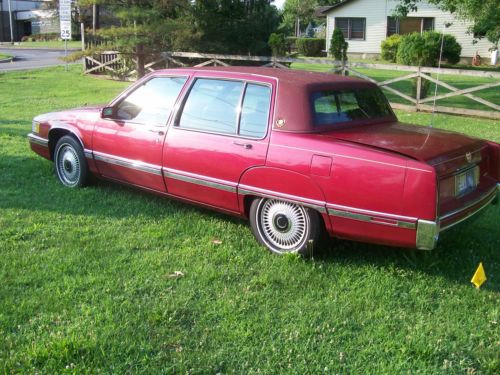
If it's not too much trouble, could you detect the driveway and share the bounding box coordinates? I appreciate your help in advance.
[0,48,79,71]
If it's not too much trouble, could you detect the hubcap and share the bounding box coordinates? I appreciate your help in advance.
[258,199,308,252]
[56,144,80,186]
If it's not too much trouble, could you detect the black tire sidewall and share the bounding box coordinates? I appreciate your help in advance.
[54,135,88,188]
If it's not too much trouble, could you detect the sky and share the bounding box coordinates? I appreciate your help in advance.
[273,0,286,9]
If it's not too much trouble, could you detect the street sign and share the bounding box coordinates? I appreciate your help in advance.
[59,0,72,40]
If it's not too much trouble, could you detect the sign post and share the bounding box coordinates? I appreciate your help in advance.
[59,0,72,71]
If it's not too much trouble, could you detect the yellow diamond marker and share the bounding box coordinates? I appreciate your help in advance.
[471,262,487,289]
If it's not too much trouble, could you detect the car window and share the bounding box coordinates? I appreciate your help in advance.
[312,88,393,126]
[179,78,243,134]
[115,76,187,126]
[239,84,271,138]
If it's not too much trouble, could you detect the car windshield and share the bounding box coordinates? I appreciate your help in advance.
[311,88,393,127]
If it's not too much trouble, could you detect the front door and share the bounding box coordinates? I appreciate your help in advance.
[163,76,274,212]
[92,76,188,192]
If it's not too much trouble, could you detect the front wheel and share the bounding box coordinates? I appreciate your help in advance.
[54,135,88,188]
[249,198,321,256]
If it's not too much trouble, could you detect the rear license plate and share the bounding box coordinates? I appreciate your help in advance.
[455,166,479,196]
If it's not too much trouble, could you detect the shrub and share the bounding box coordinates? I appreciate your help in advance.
[329,28,348,61]
[380,34,402,62]
[268,33,287,57]
[296,38,325,57]
[396,31,461,67]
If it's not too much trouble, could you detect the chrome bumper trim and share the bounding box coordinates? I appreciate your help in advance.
[27,133,48,147]
[328,208,416,229]
[84,149,93,159]
[164,170,237,193]
[416,220,440,251]
[93,152,163,176]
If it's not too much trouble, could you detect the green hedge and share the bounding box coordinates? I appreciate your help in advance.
[296,38,325,57]
[380,34,402,62]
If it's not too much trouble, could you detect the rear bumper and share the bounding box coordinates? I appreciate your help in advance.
[416,184,499,250]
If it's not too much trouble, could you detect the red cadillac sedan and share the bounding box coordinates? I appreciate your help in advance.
[28,67,499,255]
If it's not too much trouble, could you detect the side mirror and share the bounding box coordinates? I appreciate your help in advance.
[101,106,115,119]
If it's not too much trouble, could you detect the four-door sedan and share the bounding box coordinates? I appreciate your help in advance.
[28,67,499,255]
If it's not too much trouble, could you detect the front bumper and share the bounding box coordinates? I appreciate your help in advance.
[416,184,499,250]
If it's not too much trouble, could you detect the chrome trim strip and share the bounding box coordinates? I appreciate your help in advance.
[326,203,418,222]
[93,152,163,176]
[416,220,439,250]
[238,186,327,213]
[84,149,93,159]
[439,186,497,222]
[440,188,497,231]
[27,133,49,147]
[164,170,237,193]
[328,208,416,229]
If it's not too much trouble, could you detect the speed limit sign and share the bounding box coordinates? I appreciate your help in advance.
[60,21,71,40]
[59,0,72,40]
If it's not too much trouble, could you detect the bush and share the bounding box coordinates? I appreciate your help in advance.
[268,33,287,57]
[329,28,348,61]
[296,38,325,57]
[396,31,461,67]
[380,34,401,62]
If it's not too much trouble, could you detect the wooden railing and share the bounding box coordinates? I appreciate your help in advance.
[84,51,500,120]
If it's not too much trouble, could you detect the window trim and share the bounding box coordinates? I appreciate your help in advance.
[105,74,189,127]
[335,17,366,41]
[174,76,273,141]
[386,16,435,37]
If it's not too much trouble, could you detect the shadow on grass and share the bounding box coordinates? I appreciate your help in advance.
[2,154,499,290]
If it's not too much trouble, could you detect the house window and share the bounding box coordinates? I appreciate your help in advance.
[335,18,366,40]
[387,17,434,36]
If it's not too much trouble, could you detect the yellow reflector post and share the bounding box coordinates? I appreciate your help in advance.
[471,262,487,289]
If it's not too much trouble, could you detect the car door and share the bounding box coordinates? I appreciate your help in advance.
[163,75,275,213]
[92,75,188,192]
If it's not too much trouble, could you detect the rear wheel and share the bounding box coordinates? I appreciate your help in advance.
[54,135,88,188]
[249,198,321,256]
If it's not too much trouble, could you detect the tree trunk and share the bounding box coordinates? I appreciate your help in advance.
[136,43,145,78]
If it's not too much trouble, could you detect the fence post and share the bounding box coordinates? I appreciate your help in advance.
[415,66,422,111]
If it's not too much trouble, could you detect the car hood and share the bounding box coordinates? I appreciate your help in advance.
[35,106,103,123]
[320,121,485,165]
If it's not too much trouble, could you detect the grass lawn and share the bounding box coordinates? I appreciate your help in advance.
[2,40,82,49]
[292,63,499,112]
[0,66,499,373]
[0,53,12,60]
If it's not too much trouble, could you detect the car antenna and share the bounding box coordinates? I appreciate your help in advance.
[430,22,452,128]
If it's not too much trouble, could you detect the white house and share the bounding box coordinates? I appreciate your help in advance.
[321,0,493,61]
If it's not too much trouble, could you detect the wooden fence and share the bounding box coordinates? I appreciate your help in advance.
[84,51,500,120]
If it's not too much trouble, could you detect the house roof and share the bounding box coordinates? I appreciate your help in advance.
[317,0,356,15]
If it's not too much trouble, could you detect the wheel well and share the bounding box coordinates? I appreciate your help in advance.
[48,129,74,160]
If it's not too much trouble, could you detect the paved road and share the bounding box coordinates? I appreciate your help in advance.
[0,48,78,71]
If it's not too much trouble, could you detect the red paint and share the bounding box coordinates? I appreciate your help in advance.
[28,67,499,250]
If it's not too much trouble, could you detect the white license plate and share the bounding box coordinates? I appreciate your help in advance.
[455,166,479,196]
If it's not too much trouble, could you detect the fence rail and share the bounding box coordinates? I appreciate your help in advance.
[84,51,500,120]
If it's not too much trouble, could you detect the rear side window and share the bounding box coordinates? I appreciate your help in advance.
[115,77,187,126]
[179,79,243,134]
[239,84,271,138]
[312,88,393,127]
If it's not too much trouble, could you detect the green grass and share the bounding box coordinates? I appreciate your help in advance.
[292,63,499,112]
[0,53,12,60]
[1,66,499,373]
[3,40,82,49]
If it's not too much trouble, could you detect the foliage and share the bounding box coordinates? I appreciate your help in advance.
[380,34,402,63]
[396,31,461,67]
[296,38,325,57]
[1,66,499,373]
[281,0,317,36]
[394,0,499,47]
[21,33,60,42]
[329,28,348,61]
[268,33,287,56]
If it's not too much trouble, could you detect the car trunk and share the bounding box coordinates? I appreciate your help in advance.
[320,121,497,218]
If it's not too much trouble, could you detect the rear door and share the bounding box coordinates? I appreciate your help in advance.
[92,75,188,191]
[163,75,275,212]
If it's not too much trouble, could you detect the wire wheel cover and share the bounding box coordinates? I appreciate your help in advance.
[258,199,308,251]
[57,144,80,186]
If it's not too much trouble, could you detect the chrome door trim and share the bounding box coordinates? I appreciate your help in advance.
[163,168,237,193]
[328,208,417,229]
[93,151,163,176]
[84,149,93,159]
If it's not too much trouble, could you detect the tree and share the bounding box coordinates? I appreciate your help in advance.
[329,27,347,61]
[268,33,287,56]
[394,0,499,48]
[282,0,317,37]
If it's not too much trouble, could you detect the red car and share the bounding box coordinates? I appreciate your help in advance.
[28,67,499,255]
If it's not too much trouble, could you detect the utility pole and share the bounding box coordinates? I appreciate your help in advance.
[7,0,14,43]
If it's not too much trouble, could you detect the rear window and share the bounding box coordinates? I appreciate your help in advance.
[311,88,393,127]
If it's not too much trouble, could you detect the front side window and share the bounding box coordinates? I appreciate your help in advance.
[115,76,187,126]
[312,88,393,127]
[335,18,366,40]
[179,79,243,134]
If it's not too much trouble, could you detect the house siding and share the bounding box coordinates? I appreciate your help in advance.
[325,0,493,58]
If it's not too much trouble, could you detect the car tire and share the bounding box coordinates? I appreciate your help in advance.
[54,135,88,188]
[249,198,321,256]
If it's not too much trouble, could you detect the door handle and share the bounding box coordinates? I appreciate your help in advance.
[233,141,252,149]
[148,129,165,136]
